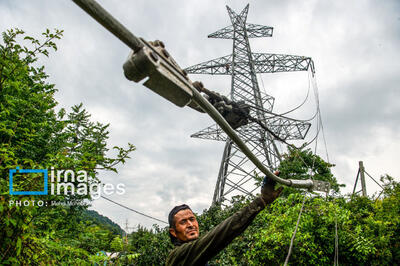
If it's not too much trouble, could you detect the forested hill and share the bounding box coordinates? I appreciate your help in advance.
[84,209,125,236]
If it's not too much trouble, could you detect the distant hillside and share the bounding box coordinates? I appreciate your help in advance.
[84,209,125,235]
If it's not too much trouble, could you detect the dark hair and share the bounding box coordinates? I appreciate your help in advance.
[168,204,192,245]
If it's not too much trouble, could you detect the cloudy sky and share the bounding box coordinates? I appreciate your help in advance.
[2,0,399,229]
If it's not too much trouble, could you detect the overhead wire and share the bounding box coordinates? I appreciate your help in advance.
[311,67,338,266]
[334,200,339,266]
[310,69,330,162]
[284,195,307,266]
[242,69,327,186]
[278,72,312,117]
[250,71,318,122]
[247,102,319,123]
[257,70,312,118]
[101,195,168,224]
[282,67,335,265]
[249,69,325,158]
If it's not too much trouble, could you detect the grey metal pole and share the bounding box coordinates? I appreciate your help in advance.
[72,0,144,52]
[359,161,367,197]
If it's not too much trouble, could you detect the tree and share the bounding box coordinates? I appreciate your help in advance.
[277,146,344,196]
[0,28,134,264]
[197,179,400,265]
[128,225,172,265]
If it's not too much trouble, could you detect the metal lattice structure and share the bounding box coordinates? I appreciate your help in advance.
[185,5,314,204]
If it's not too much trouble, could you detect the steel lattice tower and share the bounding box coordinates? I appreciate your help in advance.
[185,5,314,204]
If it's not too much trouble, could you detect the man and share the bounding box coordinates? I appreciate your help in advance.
[166,175,283,266]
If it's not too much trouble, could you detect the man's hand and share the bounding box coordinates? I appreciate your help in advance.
[261,171,284,205]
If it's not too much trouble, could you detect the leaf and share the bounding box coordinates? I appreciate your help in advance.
[16,238,22,255]
[9,218,17,226]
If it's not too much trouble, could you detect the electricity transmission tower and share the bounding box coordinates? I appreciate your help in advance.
[124,219,135,244]
[185,4,314,204]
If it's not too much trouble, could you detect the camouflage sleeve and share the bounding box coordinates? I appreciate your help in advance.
[165,196,266,266]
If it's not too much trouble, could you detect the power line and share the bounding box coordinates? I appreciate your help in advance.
[310,71,330,163]
[284,195,307,266]
[101,195,168,224]
[334,203,339,266]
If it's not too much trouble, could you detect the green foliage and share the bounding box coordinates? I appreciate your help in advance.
[108,151,399,266]
[123,180,400,265]
[0,28,135,264]
[84,209,125,235]
[128,224,173,265]
[277,146,344,196]
[110,236,124,252]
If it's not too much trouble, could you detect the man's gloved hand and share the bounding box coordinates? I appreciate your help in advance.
[261,171,284,205]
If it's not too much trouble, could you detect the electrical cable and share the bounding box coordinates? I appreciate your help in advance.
[247,102,319,123]
[278,73,312,117]
[257,69,312,118]
[310,71,330,162]
[334,203,339,266]
[284,195,307,266]
[246,70,323,156]
[101,195,168,224]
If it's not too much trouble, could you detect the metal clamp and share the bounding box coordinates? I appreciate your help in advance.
[311,180,331,193]
[123,39,204,112]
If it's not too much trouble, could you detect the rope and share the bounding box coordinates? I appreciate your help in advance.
[284,195,307,266]
[101,195,168,224]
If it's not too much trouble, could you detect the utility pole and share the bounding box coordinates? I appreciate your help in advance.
[185,4,314,204]
[352,161,367,197]
[359,161,367,197]
[352,161,385,198]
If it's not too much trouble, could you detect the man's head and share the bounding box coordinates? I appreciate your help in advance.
[168,204,199,244]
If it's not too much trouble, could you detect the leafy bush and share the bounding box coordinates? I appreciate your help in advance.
[0,28,134,264]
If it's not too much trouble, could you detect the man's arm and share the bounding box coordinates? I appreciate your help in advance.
[166,177,283,266]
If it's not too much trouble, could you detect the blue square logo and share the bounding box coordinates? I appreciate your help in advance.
[9,167,48,195]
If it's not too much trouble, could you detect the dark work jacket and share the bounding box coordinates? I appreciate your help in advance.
[165,196,266,266]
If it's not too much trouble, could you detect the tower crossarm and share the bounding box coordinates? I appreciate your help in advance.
[208,25,235,39]
[208,23,273,39]
[264,116,311,140]
[185,53,314,75]
[191,116,311,142]
[252,53,314,74]
[246,24,273,38]
[184,55,232,75]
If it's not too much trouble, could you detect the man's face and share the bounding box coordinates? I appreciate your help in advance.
[169,209,199,242]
